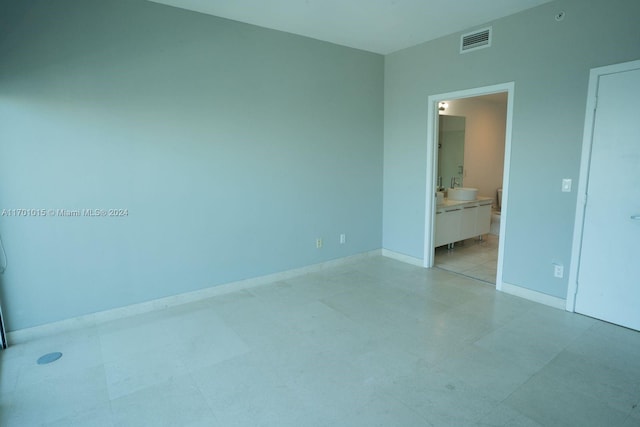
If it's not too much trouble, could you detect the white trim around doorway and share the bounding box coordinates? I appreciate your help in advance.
[423,82,515,292]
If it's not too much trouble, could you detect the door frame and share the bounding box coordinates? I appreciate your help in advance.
[0,234,6,349]
[566,59,640,312]
[423,82,515,292]
[0,303,6,349]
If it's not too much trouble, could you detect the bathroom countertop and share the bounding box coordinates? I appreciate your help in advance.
[436,196,493,210]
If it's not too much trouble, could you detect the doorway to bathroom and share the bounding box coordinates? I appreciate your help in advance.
[423,83,514,290]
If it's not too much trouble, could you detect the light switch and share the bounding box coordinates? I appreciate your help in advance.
[562,179,572,192]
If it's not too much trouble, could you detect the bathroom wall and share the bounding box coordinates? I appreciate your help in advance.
[383,0,640,298]
[0,0,384,330]
[443,95,507,207]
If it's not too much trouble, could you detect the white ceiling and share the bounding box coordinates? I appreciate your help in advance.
[148,0,554,54]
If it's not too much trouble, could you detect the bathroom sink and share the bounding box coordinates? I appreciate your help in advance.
[448,187,478,201]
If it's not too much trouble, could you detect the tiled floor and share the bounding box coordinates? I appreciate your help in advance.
[435,234,499,284]
[1,255,639,426]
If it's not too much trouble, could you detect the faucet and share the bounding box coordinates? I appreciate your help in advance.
[451,177,460,188]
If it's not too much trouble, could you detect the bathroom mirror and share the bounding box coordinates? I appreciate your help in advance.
[437,115,466,190]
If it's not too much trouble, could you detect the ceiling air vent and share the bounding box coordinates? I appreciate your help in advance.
[460,27,492,53]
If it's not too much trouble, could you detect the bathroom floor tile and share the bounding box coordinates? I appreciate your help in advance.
[435,234,499,284]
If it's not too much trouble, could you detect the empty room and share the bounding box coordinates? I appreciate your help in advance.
[1,0,639,425]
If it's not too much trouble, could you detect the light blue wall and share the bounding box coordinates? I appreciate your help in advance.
[0,0,383,330]
[383,0,640,298]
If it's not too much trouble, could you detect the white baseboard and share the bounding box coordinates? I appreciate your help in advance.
[8,250,381,344]
[381,249,424,267]
[501,281,566,310]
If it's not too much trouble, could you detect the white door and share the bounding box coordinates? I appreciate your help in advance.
[574,63,640,330]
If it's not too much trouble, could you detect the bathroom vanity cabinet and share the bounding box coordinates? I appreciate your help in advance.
[434,197,492,247]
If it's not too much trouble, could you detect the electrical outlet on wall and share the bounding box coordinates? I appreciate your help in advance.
[316,238,323,249]
[553,263,564,278]
[340,233,346,244]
